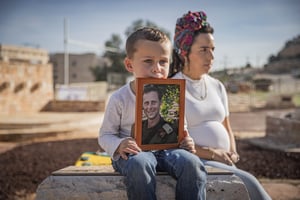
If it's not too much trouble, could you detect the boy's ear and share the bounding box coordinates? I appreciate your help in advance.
[124,57,134,73]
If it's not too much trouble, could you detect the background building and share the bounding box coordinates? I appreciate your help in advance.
[50,53,108,85]
[0,44,53,113]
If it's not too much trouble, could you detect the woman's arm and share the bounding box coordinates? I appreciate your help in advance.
[223,116,237,153]
[223,116,239,163]
[194,145,234,165]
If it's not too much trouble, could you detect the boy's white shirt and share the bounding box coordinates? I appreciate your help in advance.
[99,82,135,160]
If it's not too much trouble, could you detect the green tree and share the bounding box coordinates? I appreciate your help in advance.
[89,64,108,81]
[104,34,127,74]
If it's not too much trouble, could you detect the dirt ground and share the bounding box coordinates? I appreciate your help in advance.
[0,110,299,200]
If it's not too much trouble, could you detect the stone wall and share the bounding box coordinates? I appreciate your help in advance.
[0,44,49,64]
[41,100,105,112]
[266,112,300,143]
[0,61,54,113]
[55,81,108,101]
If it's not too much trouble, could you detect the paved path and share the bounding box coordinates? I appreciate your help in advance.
[230,108,294,138]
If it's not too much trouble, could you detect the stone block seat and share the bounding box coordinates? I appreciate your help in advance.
[36,165,250,200]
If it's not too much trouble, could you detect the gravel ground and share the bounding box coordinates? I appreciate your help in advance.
[0,137,299,200]
[0,109,299,200]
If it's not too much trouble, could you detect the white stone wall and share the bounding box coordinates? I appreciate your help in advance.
[0,61,54,113]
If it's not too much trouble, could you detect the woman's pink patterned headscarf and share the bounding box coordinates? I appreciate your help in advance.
[174,11,209,61]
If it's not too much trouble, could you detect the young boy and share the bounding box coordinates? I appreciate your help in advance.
[99,27,207,200]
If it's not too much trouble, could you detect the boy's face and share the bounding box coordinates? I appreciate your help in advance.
[124,40,171,79]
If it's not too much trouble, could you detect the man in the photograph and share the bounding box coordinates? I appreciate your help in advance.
[142,84,178,144]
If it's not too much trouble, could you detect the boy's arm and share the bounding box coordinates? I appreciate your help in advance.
[98,95,126,160]
[115,137,141,160]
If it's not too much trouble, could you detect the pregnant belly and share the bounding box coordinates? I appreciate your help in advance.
[188,121,230,151]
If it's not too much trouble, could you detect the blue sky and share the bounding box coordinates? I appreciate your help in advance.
[1,0,300,71]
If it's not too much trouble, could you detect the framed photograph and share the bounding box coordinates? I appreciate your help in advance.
[134,78,185,151]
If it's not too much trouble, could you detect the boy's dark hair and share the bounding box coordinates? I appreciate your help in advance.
[125,27,170,59]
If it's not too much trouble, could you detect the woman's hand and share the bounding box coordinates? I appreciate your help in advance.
[179,135,196,154]
[212,148,235,166]
[117,138,141,160]
[229,151,240,163]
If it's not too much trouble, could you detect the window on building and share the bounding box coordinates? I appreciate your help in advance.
[14,82,26,93]
[30,82,41,93]
[72,61,77,67]
[53,61,57,67]
[0,82,10,93]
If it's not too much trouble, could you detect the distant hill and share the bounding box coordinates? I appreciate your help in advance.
[264,35,300,75]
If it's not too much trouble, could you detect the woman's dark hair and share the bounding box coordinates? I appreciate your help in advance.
[169,25,214,77]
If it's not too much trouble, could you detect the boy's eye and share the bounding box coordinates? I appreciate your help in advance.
[144,59,153,64]
[159,60,168,66]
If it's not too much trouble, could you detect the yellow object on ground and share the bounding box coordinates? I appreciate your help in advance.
[75,151,112,166]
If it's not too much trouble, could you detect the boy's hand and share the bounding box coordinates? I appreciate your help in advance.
[117,138,141,160]
[179,131,196,154]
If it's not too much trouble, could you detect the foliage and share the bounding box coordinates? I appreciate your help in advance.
[159,85,180,123]
[293,93,300,107]
[267,54,279,63]
[104,34,127,74]
[245,62,252,68]
[89,65,108,81]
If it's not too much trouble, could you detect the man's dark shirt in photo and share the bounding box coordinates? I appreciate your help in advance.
[142,117,178,144]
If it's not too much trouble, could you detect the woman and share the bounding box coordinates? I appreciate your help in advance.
[169,11,271,200]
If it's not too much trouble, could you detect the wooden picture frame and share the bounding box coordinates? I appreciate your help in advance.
[134,78,185,150]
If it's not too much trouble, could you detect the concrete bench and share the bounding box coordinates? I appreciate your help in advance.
[36,165,250,200]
